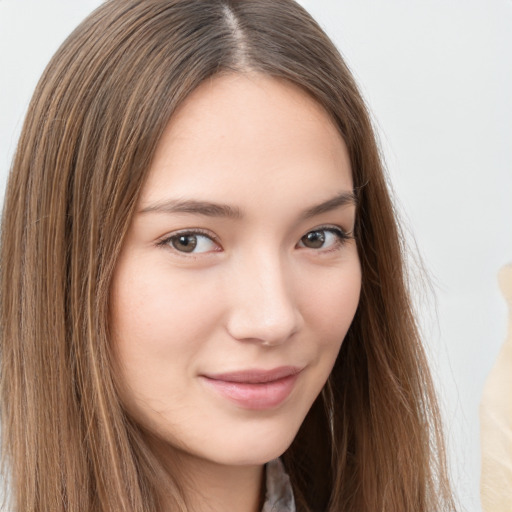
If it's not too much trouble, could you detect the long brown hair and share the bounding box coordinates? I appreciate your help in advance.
[0,1,456,510]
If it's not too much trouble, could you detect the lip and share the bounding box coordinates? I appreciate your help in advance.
[200,366,302,410]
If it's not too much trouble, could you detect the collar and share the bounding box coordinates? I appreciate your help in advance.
[262,459,296,512]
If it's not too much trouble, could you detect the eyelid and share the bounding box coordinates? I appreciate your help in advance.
[156,228,222,253]
[297,224,354,250]
[304,224,353,238]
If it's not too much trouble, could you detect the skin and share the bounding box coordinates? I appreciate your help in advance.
[110,73,361,512]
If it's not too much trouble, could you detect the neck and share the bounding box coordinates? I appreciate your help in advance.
[181,457,265,512]
[151,439,265,512]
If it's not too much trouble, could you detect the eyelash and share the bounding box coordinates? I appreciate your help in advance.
[297,226,353,252]
[156,228,220,254]
[156,225,353,256]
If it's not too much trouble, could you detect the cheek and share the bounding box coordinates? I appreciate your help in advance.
[109,259,223,419]
[302,255,361,347]
[111,260,221,358]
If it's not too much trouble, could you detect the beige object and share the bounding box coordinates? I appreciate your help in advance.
[480,263,512,511]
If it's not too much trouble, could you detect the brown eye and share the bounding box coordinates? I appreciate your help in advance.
[171,234,198,253]
[163,232,218,254]
[298,228,349,250]
[301,230,326,249]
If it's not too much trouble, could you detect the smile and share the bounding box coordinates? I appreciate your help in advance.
[200,366,302,410]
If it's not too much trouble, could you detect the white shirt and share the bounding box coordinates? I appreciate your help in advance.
[262,459,296,512]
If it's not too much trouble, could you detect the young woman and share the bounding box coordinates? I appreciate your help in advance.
[0,1,457,511]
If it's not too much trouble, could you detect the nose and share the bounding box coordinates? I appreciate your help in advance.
[225,251,303,346]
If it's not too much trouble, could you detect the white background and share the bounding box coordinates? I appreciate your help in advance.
[1,1,511,511]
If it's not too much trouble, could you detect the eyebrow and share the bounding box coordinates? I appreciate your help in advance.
[139,199,243,218]
[138,191,357,219]
[300,191,357,219]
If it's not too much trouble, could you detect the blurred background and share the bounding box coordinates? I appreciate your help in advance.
[1,1,511,510]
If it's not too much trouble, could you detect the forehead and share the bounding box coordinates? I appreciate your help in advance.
[141,73,352,213]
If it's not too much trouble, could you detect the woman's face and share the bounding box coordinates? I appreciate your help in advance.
[110,73,361,467]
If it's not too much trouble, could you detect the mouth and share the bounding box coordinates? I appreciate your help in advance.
[200,366,302,410]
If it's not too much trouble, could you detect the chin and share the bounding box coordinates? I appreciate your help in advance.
[155,415,303,469]
[202,417,303,467]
